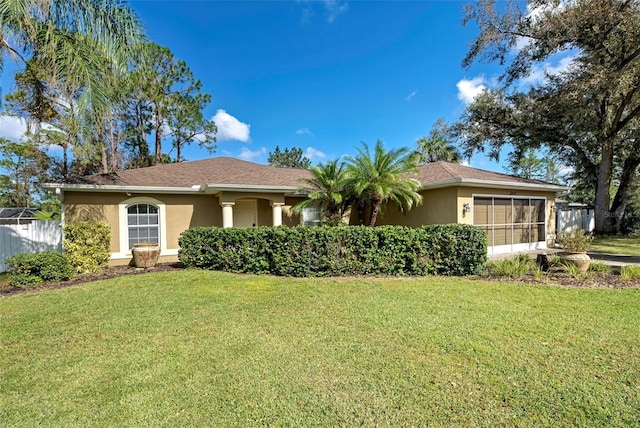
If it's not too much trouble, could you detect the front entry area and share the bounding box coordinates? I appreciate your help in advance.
[233,200,257,228]
[473,196,547,254]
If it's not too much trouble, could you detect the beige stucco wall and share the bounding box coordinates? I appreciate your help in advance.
[455,187,557,244]
[283,196,304,226]
[359,185,557,246]
[64,192,305,258]
[375,187,459,227]
[64,192,220,254]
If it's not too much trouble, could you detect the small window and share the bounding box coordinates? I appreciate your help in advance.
[301,207,322,226]
[127,204,159,249]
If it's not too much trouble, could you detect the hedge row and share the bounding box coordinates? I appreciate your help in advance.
[178,225,487,277]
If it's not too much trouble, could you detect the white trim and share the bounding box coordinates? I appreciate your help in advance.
[111,248,178,260]
[118,197,168,256]
[203,183,299,193]
[43,183,203,194]
[472,194,549,254]
[422,178,567,192]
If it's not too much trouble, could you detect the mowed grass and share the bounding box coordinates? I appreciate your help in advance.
[1,271,639,427]
[591,235,640,256]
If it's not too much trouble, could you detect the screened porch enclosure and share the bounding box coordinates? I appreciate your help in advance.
[473,196,547,254]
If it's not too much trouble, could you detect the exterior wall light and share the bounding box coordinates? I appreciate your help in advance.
[463,203,471,213]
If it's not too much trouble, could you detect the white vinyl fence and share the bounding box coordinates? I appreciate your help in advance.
[0,220,62,272]
[556,208,595,234]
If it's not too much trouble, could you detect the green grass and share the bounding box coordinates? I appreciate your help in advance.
[2,271,639,427]
[591,235,640,256]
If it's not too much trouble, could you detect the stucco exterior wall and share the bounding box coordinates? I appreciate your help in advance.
[283,197,304,226]
[455,187,557,244]
[374,187,459,227]
[64,192,221,254]
[64,192,124,254]
[64,192,306,263]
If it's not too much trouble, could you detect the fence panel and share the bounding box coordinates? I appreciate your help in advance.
[556,209,595,234]
[0,221,62,272]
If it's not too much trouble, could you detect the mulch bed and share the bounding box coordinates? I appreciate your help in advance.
[477,272,640,289]
[2,264,638,296]
[0,263,185,296]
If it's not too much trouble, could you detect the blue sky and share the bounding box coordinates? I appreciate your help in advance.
[1,1,569,173]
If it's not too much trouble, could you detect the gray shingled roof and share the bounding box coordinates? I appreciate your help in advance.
[55,158,562,191]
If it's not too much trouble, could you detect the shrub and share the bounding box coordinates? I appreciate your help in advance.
[485,254,532,278]
[63,222,111,273]
[557,229,593,252]
[7,252,74,287]
[588,263,611,274]
[178,224,487,277]
[620,265,640,281]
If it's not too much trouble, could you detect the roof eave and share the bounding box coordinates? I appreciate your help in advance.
[202,183,301,194]
[420,178,568,192]
[42,183,205,194]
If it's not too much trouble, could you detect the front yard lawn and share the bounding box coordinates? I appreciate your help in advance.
[591,235,640,256]
[1,271,639,426]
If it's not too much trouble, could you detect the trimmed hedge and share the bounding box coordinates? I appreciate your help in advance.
[6,251,74,287]
[63,222,111,273]
[178,224,487,277]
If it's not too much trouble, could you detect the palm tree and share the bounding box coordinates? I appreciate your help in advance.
[414,133,461,164]
[293,159,350,225]
[1,0,145,109]
[345,140,422,226]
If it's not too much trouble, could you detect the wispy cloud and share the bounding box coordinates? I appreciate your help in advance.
[212,109,251,142]
[404,90,417,101]
[324,0,348,23]
[296,128,312,135]
[304,146,326,160]
[299,0,348,24]
[456,77,486,104]
[238,146,267,161]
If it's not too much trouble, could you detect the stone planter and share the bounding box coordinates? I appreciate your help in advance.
[559,251,591,273]
[131,243,160,269]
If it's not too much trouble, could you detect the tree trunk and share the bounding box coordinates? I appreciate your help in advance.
[368,195,382,226]
[610,155,640,233]
[594,144,614,234]
[154,105,163,165]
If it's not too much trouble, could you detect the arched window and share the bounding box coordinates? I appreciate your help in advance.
[127,203,159,249]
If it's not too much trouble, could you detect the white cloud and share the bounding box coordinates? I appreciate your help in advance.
[212,109,251,142]
[405,90,417,101]
[0,116,28,141]
[238,146,267,161]
[456,77,487,104]
[296,128,312,135]
[324,0,348,23]
[520,54,576,85]
[300,0,347,24]
[304,147,326,160]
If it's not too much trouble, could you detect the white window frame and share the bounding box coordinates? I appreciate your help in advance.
[116,196,168,259]
[472,194,548,255]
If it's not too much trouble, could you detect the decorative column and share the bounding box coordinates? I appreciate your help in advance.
[271,202,284,227]
[221,202,234,228]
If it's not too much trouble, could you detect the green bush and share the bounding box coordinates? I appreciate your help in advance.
[63,222,111,273]
[178,224,487,277]
[7,251,74,287]
[485,254,532,278]
[620,265,640,281]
